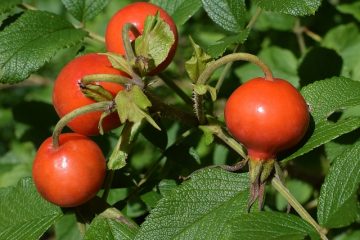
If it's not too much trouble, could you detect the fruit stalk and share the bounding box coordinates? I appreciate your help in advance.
[198,53,273,85]
[194,53,273,123]
[52,101,113,148]
[122,23,139,62]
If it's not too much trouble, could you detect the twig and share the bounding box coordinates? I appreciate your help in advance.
[272,177,328,240]
[293,19,307,55]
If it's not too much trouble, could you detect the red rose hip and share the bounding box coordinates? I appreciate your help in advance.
[32,133,106,207]
[52,53,126,136]
[105,2,178,74]
[224,77,310,160]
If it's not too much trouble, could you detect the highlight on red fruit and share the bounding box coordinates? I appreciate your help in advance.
[52,53,126,136]
[105,2,178,74]
[224,77,310,160]
[32,133,106,207]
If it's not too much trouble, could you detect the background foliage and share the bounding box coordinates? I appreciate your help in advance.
[0,0,360,239]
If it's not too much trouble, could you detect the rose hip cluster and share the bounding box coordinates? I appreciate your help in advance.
[32,2,178,207]
[32,1,310,211]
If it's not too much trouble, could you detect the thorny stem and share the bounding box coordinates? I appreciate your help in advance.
[52,101,113,148]
[272,177,329,240]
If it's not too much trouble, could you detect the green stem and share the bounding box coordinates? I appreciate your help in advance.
[247,8,263,29]
[52,101,113,148]
[200,125,247,159]
[303,27,322,42]
[198,53,273,85]
[215,46,238,91]
[122,23,139,62]
[271,177,328,240]
[294,19,306,55]
[215,7,263,92]
[19,3,37,10]
[195,53,273,123]
[88,30,106,44]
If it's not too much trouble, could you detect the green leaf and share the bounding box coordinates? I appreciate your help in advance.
[206,30,250,58]
[185,37,214,83]
[235,46,299,87]
[134,14,175,72]
[140,191,162,210]
[101,53,134,76]
[0,178,63,240]
[229,212,319,240]
[337,2,360,22]
[284,116,360,162]
[61,0,110,22]
[135,168,249,240]
[0,0,21,14]
[150,0,202,25]
[84,216,138,240]
[202,0,247,33]
[0,141,35,187]
[254,11,296,31]
[108,122,142,170]
[322,23,360,79]
[115,86,160,130]
[0,10,87,84]
[253,0,321,16]
[194,84,217,101]
[158,179,178,197]
[283,77,360,161]
[334,230,360,240]
[318,140,360,228]
[108,150,127,170]
[55,214,81,240]
[302,77,360,122]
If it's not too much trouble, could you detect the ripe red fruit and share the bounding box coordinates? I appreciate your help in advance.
[105,2,178,74]
[224,77,310,160]
[53,53,126,136]
[32,133,106,207]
